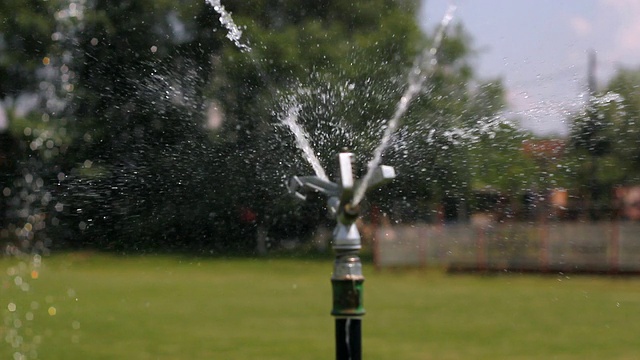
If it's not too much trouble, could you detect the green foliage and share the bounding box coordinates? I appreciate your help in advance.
[605,69,640,182]
[1,0,513,251]
[567,66,640,218]
[0,0,58,98]
[468,124,537,194]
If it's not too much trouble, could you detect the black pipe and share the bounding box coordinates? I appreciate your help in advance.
[335,318,361,360]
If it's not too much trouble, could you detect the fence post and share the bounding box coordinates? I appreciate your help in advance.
[539,222,549,273]
[609,221,620,274]
[476,226,487,271]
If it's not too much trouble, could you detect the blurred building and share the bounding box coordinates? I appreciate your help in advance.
[616,186,640,221]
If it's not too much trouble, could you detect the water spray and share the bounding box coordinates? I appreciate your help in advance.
[352,4,456,206]
[289,150,395,360]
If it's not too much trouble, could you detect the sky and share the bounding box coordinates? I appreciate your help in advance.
[420,0,640,136]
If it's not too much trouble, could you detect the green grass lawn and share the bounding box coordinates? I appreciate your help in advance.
[2,253,640,359]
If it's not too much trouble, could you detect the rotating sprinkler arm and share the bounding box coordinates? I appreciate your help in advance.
[288,156,395,204]
[362,165,396,192]
[288,175,340,200]
[287,150,396,250]
[287,175,341,217]
[336,152,355,205]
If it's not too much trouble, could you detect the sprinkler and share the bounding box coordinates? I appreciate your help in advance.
[288,150,395,360]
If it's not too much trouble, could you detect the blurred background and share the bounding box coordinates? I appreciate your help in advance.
[3,2,640,359]
[1,0,639,258]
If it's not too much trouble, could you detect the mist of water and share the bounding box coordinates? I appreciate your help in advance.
[205,0,251,52]
[207,0,332,182]
[280,104,329,181]
[208,1,462,205]
[2,2,85,359]
[351,4,457,206]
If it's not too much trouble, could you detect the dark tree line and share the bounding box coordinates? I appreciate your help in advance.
[1,0,514,253]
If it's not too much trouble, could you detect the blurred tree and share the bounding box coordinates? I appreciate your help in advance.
[206,0,460,233]
[0,0,57,99]
[568,67,640,219]
[0,0,80,251]
[371,24,510,223]
[604,68,640,182]
[56,0,231,250]
[1,0,510,252]
[468,125,537,201]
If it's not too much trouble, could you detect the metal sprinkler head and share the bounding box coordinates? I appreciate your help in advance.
[288,149,395,360]
[287,150,395,251]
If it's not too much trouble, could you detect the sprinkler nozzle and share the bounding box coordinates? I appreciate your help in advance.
[344,203,360,216]
[288,150,394,252]
[338,203,360,226]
